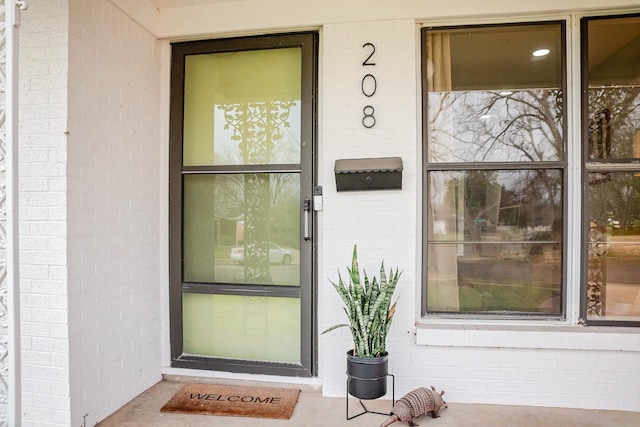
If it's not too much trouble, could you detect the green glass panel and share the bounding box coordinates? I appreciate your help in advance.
[183,173,301,286]
[183,48,302,166]
[182,293,301,363]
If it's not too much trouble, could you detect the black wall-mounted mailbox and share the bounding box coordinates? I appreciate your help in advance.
[334,156,403,192]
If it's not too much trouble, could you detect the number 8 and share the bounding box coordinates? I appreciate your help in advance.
[362,105,375,128]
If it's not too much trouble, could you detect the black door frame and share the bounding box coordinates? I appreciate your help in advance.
[168,31,319,377]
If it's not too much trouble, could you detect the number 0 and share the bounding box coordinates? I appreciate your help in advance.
[361,74,377,98]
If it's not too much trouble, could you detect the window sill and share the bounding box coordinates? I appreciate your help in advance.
[415,321,640,352]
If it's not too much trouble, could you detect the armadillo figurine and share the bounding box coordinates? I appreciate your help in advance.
[379,386,447,427]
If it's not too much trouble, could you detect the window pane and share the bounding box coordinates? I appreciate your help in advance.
[427,169,563,315]
[183,293,301,363]
[586,16,640,160]
[427,243,561,314]
[423,22,566,318]
[426,24,564,163]
[428,170,563,242]
[428,90,564,162]
[183,48,302,166]
[183,174,300,286]
[587,172,640,322]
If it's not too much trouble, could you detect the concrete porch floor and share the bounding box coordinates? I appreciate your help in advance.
[96,377,640,427]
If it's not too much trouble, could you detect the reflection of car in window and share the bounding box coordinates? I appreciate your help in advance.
[230,243,293,265]
[607,219,620,229]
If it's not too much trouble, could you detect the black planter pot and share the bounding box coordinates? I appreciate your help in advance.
[346,349,389,399]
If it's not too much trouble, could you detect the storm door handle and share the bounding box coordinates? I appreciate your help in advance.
[304,199,311,241]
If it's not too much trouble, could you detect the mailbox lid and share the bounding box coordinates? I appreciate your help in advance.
[334,156,403,174]
[334,157,403,192]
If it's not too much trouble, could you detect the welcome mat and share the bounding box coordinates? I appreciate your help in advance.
[160,383,300,420]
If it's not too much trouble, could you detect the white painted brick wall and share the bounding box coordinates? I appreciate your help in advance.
[320,19,640,413]
[19,0,162,425]
[19,1,71,425]
[320,17,420,403]
[66,0,162,425]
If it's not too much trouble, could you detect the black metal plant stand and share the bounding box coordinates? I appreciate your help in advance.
[345,373,395,420]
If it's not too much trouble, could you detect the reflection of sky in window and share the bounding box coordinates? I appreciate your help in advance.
[428,90,563,163]
[212,102,301,165]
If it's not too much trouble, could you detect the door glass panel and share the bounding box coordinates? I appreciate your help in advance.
[183,48,302,166]
[183,293,301,363]
[183,173,300,286]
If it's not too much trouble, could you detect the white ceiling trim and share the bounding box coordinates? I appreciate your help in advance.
[149,0,241,8]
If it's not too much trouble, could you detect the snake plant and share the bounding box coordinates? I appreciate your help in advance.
[322,245,401,358]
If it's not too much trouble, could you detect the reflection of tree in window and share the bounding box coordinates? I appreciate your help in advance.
[219,101,296,284]
[462,171,499,254]
[588,88,640,159]
[587,87,640,228]
[429,89,563,163]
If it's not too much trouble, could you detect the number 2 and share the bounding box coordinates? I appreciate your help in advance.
[362,43,376,66]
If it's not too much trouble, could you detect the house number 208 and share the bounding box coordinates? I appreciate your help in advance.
[361,42,376,128]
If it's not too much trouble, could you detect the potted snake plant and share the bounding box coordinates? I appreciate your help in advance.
[322,245,401,399]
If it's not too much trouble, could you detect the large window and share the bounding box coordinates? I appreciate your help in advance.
[422,23,566,317]
[422,15,640,325]
[582,14,640,325]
